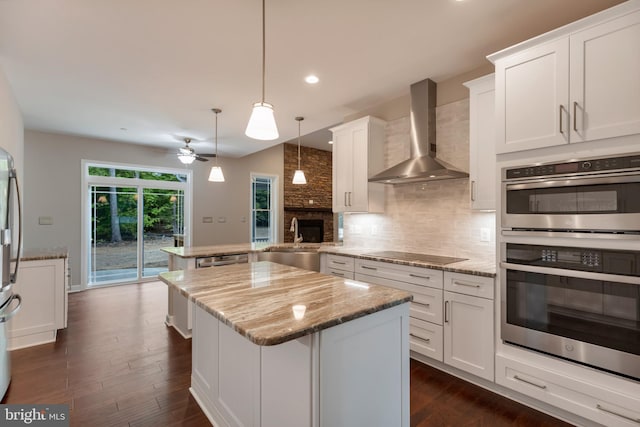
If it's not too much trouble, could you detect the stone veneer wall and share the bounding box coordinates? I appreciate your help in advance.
[342,99,496,263]
[283,143,334,243]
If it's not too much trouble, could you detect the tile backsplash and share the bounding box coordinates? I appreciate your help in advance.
[343,98,496,263]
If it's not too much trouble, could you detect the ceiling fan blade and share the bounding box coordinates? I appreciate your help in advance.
[195,155,209,162]
[198,153,217,158]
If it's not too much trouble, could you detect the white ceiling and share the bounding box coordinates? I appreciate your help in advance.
[0,0,624,157]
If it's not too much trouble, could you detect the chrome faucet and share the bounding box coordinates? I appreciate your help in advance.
[290,217,303,245]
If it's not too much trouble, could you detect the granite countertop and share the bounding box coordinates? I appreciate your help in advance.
[20,247,69,261]
[159,261,412,346]
[161,242,335,258]
[318,247,496,278]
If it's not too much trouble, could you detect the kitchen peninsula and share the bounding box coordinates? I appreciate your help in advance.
[159,261,412,427]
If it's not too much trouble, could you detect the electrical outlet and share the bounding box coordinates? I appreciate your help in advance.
[308,199,314,205]
[480,227,491,242]
[371,225,378,235]
[218,216,227,223]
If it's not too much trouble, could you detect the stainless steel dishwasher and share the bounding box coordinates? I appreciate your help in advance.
[196,253,249,268]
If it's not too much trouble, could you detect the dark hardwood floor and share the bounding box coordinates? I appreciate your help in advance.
[2,281,573,426]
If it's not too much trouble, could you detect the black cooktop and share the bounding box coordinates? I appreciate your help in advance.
[363,251,467,266]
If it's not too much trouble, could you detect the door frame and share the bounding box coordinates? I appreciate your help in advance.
[80,160,192,290]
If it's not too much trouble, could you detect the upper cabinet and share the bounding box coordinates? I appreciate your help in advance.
[464,74,496,211]
[489,4,640,154]
[331,116,386,213]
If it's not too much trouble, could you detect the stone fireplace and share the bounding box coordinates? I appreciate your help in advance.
[283,143,333,243]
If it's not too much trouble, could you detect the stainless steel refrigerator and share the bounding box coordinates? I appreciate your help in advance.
[0,147,22,401]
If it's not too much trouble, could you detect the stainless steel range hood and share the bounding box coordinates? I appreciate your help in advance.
[368,78,468,184]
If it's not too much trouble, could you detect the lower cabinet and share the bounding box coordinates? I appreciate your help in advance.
[322,254,355,279]
[496,354,640,427]
[8,257,68,350]
[353,258,495,382]
[191,301,410,427]
[444,290,494,381]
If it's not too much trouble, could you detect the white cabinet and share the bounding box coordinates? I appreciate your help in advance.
[496,353,640,427]
[354,259,444,362]
[464,74,496,211]
[322,254,355,279]
[331,116,386,213]
[191,302,410,427]
[490,6,640,153]
[8,257,68,350]
[443,272,495,382]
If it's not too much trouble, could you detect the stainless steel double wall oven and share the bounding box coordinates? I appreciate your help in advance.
[500,153,640,380]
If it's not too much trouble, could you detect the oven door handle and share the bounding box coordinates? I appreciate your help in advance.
[501,230,640,241]
[505,173,640,190]
[501,262,640,285]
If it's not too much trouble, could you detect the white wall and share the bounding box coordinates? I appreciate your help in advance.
[23,130,284,287]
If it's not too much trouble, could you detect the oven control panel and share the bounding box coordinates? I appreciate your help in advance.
[504,153,640,180]
[507,244,639,276]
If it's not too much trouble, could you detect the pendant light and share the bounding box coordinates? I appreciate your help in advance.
[208,108,225,182]
[245,0,279,140]
[292,116,307,185]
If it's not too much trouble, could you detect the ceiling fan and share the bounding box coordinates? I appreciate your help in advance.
[177,138,216,164]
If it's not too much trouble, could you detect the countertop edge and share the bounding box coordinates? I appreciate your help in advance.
[196,295,413,346]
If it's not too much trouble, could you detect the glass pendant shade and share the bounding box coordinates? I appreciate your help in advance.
[177,153,196,164]
[245,102,279,140]
[208,166,225,182]
[292,169,307,185]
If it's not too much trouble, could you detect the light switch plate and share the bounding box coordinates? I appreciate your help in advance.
[480,227,490,242]
[202,217,213,223]
[39,216,53,225]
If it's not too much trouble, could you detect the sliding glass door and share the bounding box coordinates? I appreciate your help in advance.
[85,165,189,287]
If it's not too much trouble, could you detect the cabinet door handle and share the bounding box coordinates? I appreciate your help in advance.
[344,192,348,207]
[573,101,579,132]
[596,404,640,423]
[331,271,345,277]
[453,281,480,288]
[559,105,566,135]
[444,300,449,323]
[332,261,347,265]
[409,273,430,280]
[470,180,476,202]
[361,265,377,271]
[513,375,547,390]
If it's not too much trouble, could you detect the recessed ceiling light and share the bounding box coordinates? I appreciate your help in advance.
[305,75,319,84]
[328,140,333,145]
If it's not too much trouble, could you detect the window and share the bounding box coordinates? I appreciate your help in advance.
[251,174,277,243]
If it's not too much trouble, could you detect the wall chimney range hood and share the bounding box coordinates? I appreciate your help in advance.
[368,78,468,184]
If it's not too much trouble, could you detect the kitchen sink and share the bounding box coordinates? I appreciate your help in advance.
[257,248,320,271]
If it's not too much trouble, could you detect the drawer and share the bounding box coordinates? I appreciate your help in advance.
[355,259,443,289]
[326,254,355,272]
[326,268,354,280]
[410,292,442,325]
[496,354,640,426]
[355,273,443,324]
[444,272,494,300]
[409,318,443,362]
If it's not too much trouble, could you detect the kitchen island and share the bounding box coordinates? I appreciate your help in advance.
[159,261,412,427]
[161,243,329,337]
